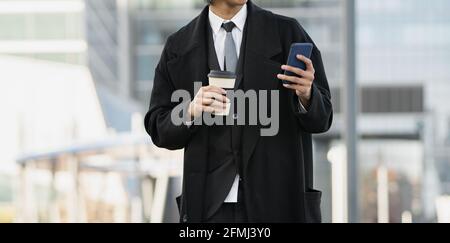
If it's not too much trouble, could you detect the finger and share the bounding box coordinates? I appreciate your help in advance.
[295,69,314,81]
[203,99,228,109]
[291,78,313,86]
[200,97,215,105]
[202,105,216,114]
[277,74,302,84]
[283,83,309,94]
[203,92,230,103]
[212,100,228,109]
[304,72,315,81]
[202,105,225,114]
[281,66,315,81]
[296,55,314,72]
[277,74,311,86]
[199,98,227,112]
[281,65,304,77]
[205,86,227,95]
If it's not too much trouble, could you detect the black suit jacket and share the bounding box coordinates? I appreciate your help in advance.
[144,1,333,223]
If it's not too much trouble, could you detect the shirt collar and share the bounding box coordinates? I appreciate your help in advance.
[208,3,247,34]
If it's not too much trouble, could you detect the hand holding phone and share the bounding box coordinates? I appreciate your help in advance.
[278,43,316,106]
[282,43,313,85]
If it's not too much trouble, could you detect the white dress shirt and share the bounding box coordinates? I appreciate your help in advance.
[208,4,247,203]
[209,4,247,71]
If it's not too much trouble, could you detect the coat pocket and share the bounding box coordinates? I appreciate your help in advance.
[304,189,322,223]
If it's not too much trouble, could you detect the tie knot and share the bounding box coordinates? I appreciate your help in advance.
[221,21,236,33]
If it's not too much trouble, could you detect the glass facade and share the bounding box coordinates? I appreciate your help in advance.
[358,0,450,83]
[0,0,86,64]
[353,0,450,223]
[0,13,82,40]
[85,0,119,89]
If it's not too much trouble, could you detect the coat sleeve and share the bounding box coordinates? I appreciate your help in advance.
[144,37,197,150]
[288,20,334,134]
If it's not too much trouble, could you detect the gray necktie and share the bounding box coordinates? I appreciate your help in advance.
[221,22,238,73]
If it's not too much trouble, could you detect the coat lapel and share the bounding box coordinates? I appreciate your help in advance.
[167,6,210,94]
[243,1,282,90]
[242,1,283,173]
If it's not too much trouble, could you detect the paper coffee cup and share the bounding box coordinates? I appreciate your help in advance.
[208,70,236,116]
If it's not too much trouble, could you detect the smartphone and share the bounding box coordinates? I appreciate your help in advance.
[283,43,314,85]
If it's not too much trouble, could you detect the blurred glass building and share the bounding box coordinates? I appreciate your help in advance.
[0,0,88,223]
[0,0,86,64]
[355,0,450,222]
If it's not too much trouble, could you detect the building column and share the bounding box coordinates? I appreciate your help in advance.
[117,0,133,99]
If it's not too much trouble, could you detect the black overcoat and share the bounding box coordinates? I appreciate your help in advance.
[144,1,333,223]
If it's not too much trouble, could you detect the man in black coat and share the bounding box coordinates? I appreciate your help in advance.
[144,0,333,223]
